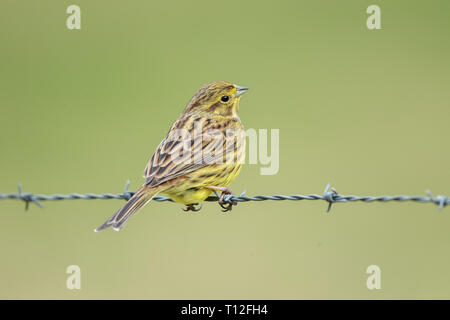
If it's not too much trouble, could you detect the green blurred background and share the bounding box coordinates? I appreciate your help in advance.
[1,0,449,299]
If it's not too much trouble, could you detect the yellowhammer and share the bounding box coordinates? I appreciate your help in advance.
[95,81,248,231]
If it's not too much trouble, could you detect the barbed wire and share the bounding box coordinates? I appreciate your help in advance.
[0,181,448,212]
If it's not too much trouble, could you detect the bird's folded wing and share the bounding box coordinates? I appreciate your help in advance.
[143,130,234,188]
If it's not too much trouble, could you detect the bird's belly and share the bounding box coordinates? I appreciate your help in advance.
[162,163,243,205]
[163,187,213,205]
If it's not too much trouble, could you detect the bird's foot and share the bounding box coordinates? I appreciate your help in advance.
[183,203,202,212]
[218,189,237,212]
[205,186,237,212]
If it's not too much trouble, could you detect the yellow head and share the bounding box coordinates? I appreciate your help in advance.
[184,81,249,117]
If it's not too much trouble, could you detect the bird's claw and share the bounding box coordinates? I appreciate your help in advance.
[183,203,202,212]
[218,193,237,212]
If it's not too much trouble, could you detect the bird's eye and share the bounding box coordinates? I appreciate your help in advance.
[221,95,230,102]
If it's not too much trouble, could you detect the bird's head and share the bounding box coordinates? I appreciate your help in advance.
[184,81,249,117]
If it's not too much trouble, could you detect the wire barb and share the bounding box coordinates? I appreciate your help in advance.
[122,180,133,201]
[323,183,340,212]
[17,183,43,210]
[426,190,448,211]
[0,182,449,212]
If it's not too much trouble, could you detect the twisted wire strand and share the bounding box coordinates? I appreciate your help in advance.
[0,182,448,212]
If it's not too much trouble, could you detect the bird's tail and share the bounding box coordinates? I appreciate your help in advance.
[95,185,159,232]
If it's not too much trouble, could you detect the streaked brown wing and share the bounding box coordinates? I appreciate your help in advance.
[143,122,224,188]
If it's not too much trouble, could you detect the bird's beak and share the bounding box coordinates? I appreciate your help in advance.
[235,85,249,97]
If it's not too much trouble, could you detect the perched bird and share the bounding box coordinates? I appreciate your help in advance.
[95,81,248,231]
